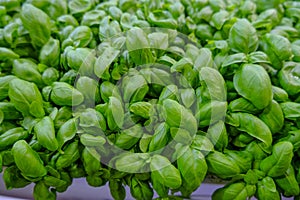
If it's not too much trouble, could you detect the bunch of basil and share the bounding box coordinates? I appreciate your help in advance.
[1,0,300,199]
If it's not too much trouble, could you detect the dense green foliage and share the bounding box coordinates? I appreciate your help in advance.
[0,0,300,199]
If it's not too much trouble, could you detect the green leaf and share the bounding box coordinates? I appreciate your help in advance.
[130,177,154,200]
[206,151,240,179]
[227,113,272,153]
[257,177,280,200]
[177,147,207,197]
[80,134,106,147]
[191,135,214,153]
[109,179,126,200]
[0,102,22,120]
[248,51,270,64]
[272,86,289,102]
[126,27,154,65]
[278,62,300,96]
[76,76,100,104]
[56,140,80,169]
[94,45,120,78]
[199,67,227,101]
[212,182,253,200]
[222,53,247,67]
[196,101,227,127]
[261,33,292,70]
[82,147,101,175]
[163,99,197,135]
[259,100,284,134]
[229,19,258,53]
[210,10,229,30]
[148,32,169,51]
[39,37,60,68]
[150,155,182,189]
[107,96,124,130]
[42,68,60,86]
[21,4,51,47]
[194,48,214,71]
[228,98,260,114]
[130,102,152,119]
[149,122,169,152]
[179,88,196,108]
[34,116,58,151]
[33,181,56,200]
[3,166,31,190]
[79,108,107,134]
[68,26,93,48]
[0,75,16,101]
[115,124,143,149]
[275,165,300,197]
[207,121,228,151]
[0,47,19,60]
[147,12,178,29]
[50,82,84,106]
[225,150,253,173]
[121,71,149,103]
[0,127,29,151]
[233,64,272,109]
[68,0,95,15]
[280,102,300,120]
[9,78,45,118]
[260,141,293,177]
[12,59,43,86]
[12,140,47,178]
[115,153,150,173]
[170,127,193,145]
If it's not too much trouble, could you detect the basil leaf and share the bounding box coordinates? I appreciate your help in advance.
[12,140,47,179]
[3,166,31,190]
[21,4,51,47]
[126,27,154,65]
[229,19,258,53]
[39,37,60,68]
[229,98,260,114]
[257,177,280,200]
[114,124,142,149]
[212,182,255,200]
[115,153,150,173]
[207,121,228,151]
[94,45,120,79]
[34,116,58,151]
[272,86,289,102]
[149,122,169,152]
[222,53,247,67]
[150,155,181,189]
[177,146,207,197]
[261,33,292,70]
[275,165,300,197]
[259,100,284,134]
[280,102,300,120]
[227,113,272,153]
[199,67,227,101]
[9,78,45,118]
[50,82,84,106]
[109,179,126,200]
[130,177,154,200]
[206,151,240,179]
[260,141,293,177]
[107,96,124,130]
[233,64,272,109]
[12,59,43,86]
[0,128,29,151]
[278,61,300,96]
[162,99,197,135]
